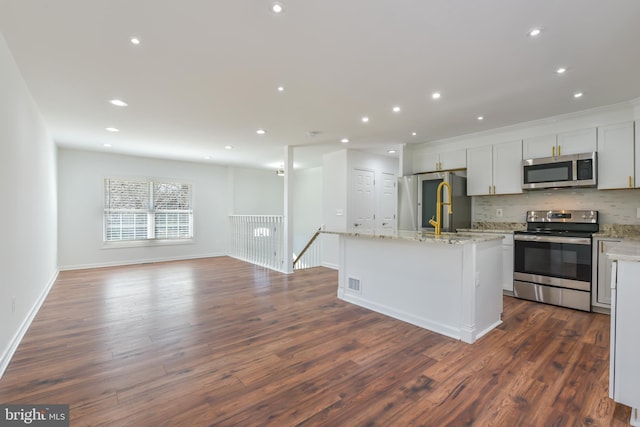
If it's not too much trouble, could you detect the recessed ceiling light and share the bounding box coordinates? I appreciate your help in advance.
[528,28,542,37]
[105,127,119,132]
[130,37,140,45]
[103,143,112,148]
[204,156,211,160]
[432,92,441,100]
[272,2,283,13]
[556,67,567,74]
[477,116,484,121]
[411,132,417,136]
[387,150,397,154]
[109,99,128,107]
[341,138,349,144]
[224,145,233,149]
[574,92,583,98]
[256,129,266,135]
[361,116,369,123]
[392,106,401,113]
[277,85,284,92]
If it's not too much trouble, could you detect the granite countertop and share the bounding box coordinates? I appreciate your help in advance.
[606,242,640,262]
[460,223,640,240]
[322,230,504,245]
[457,222,526,234]
[594,224,640,240]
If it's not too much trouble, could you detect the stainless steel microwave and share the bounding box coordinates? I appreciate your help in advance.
[522,152,597,190]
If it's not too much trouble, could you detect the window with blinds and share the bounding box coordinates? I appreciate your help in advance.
[104,179,193,242]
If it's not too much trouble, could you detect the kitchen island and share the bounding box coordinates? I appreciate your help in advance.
[607,243,640,427]
[325,230,504,344]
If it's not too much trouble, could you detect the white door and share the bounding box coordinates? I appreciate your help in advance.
[378,172,397,236]
[350,169,375,234]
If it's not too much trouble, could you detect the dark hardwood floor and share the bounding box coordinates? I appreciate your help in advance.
[0,257,631,426]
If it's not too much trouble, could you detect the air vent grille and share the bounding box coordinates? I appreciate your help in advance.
[347,277,361,293]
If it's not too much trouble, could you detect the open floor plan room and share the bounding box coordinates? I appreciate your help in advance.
[0,257,631,426]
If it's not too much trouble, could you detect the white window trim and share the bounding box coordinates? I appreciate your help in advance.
[103,178,194,247]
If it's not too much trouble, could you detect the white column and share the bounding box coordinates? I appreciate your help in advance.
[283,146,294,273]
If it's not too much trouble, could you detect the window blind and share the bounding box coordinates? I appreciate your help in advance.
[104,178,193,242]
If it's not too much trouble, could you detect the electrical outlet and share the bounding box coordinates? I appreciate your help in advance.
[496,208,504,218]
[12,296,16,313]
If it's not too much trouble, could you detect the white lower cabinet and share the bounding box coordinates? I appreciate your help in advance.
[460,231,513,292]
[610,259,640,426]
[502,233,514,292]
[592,238,622,309]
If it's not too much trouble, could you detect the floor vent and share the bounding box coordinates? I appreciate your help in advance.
[347,277,361,293]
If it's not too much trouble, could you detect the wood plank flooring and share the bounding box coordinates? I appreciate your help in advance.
[0,257,632,426]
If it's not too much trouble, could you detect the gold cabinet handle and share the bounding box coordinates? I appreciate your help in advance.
[488,185,492,194]
[552,146,555,157]
[600,241,604,253]
[493,185,496,194]
[558,145,561,156]
[630,176,633,188]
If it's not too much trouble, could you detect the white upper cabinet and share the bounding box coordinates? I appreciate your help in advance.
[466,145,493,196]
[597,121,635,190]
[412,148,466,173]
[467,140,522,196]
[522,134,556,159]
[493,139,524,195]
[523,128,597,159]
[557,128,597,155]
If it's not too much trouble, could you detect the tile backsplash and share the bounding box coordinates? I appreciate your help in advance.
[473,188,640,225]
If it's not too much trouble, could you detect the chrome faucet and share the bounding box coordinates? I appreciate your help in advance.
[428,181,453,235]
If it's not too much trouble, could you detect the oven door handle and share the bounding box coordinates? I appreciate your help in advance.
[513,234,591,245]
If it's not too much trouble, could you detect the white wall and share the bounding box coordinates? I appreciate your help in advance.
[228,166,284,215]
[321,150,348,268]
[293,167,322,254]
[321,149,399,268]
[57,149,290,269]
[0,35,58,375]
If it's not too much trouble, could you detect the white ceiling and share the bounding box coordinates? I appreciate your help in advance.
[1,0,640,170]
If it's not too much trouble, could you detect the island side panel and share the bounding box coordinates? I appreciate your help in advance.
[459,240,503,343]
[337,235,464,340]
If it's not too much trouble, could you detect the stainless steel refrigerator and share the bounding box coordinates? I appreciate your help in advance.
[397,172,471,232]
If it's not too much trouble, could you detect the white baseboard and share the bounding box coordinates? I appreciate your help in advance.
[58,252,228,271]
[321,261,339,270]
[0,269,59,379]
[339,292,462,342]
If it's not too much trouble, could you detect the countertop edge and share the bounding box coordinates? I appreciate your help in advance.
[606,242,640,262]
[322,230,504,245]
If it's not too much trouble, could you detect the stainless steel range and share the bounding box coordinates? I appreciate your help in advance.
[513,210,598,312]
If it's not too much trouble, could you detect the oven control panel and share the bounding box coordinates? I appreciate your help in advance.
[526,210,598,224]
